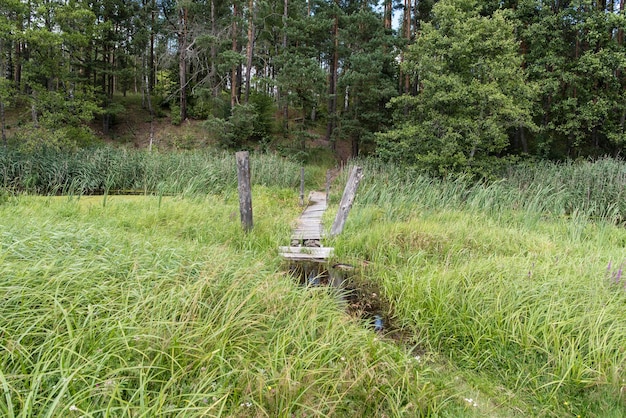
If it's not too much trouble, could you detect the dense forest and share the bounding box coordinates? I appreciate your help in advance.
[0,0,624,174]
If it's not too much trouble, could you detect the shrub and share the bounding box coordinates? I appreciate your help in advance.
[205,103,269,148]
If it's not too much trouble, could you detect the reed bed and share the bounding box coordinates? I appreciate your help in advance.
[354,157,625,224]
[0,147,301,196]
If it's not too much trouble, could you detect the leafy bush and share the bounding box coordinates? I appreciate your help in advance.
[170,104,182,126]
[11,125,97,152]
[248,92,274,139]
[205,102,271,148]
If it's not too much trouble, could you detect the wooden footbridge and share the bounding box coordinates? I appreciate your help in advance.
[279,190,334,262]
[279,166,363,263]
[234,151,362,264]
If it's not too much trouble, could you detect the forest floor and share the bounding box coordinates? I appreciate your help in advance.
[98,94,353,162]
[3,92,352,162]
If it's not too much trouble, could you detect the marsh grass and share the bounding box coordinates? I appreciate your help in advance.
[0,191,443,417]
[3,151,625,416]
[322,158,626,415]
[354,157,625,224]
[330,200,626,416]
[0,147,302,196]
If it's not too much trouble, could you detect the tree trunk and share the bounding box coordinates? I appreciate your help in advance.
[326,4,339,144]
[0,42,6,147]
[210,0,218,97]
[31,102,39,129]
[14,17,23,89]
[404,0,411,94]
[244,0,255,103]
[618,0,625,46]
[145,64,155,151]
[281,0,289,131]
[520,125,528,154]
[352,137,359,157]
[0,100,6,148]
[109,43,115,98]
[231,2,239,109]
[384,0,392,29]
[179,7,188,121]
[150,0,156,90]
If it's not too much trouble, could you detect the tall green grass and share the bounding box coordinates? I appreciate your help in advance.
[353,157,625,224]
[330,161,626,416]
[0,147,302,195]
[0,192,444,417]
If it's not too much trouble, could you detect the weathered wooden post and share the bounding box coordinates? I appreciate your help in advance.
[325,169,331,202]
[330,165,363,237]
[236,151,253,232]
[299,166,305,206]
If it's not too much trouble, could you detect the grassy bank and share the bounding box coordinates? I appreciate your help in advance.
[330,160,626,416]
[0,191,453,417]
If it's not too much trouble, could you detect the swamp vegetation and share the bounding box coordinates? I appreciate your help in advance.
[1,150,625,416]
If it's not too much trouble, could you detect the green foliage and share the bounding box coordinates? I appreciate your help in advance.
[330,159,626,414]
[205,101,272,148]
[377,0,537,176]
[188,90,233,121]
[34,89,100,129]
[0,187,10,205]
[1,151,625,416]
[335,205,626,415]
[513,0,626,157]
[335,9,400,155]
[170,104,182,126]
[154,70,175,101]
[11,126,98,152]
[248,91,275,140]
[275,53,326,121]
[0,78,14,103]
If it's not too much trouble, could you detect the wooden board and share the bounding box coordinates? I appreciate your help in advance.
[279,246,334,261]
[284,189,329,248]
[291,234,323,240]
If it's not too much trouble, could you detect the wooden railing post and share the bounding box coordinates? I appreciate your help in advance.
[236,151,253,232]
[300,166,305,206]
[330,166,363,237]
[325,169,331,202]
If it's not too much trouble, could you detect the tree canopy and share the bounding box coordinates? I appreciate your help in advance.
[0,0,623,169]
[377,0,537,175]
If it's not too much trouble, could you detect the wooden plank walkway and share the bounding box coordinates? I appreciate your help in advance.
[279,191,334,262]
[291,191,327,241]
